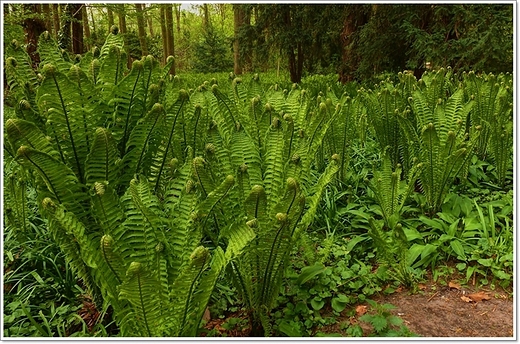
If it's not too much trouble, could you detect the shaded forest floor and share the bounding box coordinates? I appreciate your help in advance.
[367,282,513,337]
[203,272,514,338]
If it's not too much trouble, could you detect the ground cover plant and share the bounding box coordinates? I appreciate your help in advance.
[3,25,513,338]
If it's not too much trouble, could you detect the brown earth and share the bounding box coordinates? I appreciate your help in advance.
[370,282,514,338]
[203,280,514,338]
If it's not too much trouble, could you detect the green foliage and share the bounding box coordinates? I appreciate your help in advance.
[272,238,388,337]
[367,153,420,229]
[398,69,479,214]
[3,13,513,336]
[194,27,233,73]
[357,299,416,337]
[463,71,513,187]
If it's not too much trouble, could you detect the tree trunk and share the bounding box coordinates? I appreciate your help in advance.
[135,3,148,56]
[52,4,60,40]
[70,4,84,54]
[243,7,252,71]
[338,5,367,83]
[107,6,114,29]
[160,5,168,64]
[23,4,46,68]
[82,5,91,51]
[202,4,210,30]
[59,4,71,50]
[146,5,155,37]
[164,4,176,74]
[174,4,181,35]
[42,4,52,35]
[233,4,244,75]
[89,6,97,37]
[283,7,303,83]
[116,4,131,68]
[117,4,127,34]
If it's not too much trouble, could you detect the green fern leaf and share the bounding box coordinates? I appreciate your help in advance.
[119,262,163,336]
[85,128,120,186]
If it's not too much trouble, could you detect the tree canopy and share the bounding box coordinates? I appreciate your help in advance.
[3,3,513,82]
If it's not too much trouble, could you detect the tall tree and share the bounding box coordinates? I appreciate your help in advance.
[117,4,127,34]
[70,4,84,54]
[82,5,91,51]
[107,6,115,29]
[282,6,304,83]
[145,4,155,37]
[164,4,176,74]
[174,4,181,35]
[135,3,148,56]
[233,4,245,75]
[201,4,210,30]
[89,5,97,37]
[159,5,168,64]
[338,5,368,82]
[42,4,52,35]
[52,4,60,39]
[22,4,46,68]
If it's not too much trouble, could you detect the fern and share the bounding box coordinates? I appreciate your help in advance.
[85,128,120,186]
[367,153,421,229]
[37,64,93,183]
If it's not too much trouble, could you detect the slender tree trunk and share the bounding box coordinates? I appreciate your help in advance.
[338,5,367,83]
[282,6,303,83]
[82,5,91,51]
[59,4,71,50]
[107,6,114,29]
[23,4,46,68]
[174,4,181,35]
[70,4,84,54]
[243,7,252,71]
[164,4,176,74]
[117,4,131,68]
[52,4,60,40]
[117,4,127,34]
[146,5,155,37]
[42,4,52,35]
[160,5,168,64]
[135,3,148,56]
[202,4,210,30]
[233,4,244,75]
[89,6,97,37]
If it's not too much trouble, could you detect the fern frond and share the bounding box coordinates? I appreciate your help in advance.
[170,246,211,335]
[16,146,88,217]
[121,103,166,186]
[109,60,145,150]
[263,118,285,208]
[42,198,102,304]
[5,118,59,158]
[37,31,72,72]
[90,182,125,235]
[37,65,91,183]
[119,262,163,336]
[180,247,227,337]
[85,128,120,186]
[297,158,339,234]
[150,91,189,192]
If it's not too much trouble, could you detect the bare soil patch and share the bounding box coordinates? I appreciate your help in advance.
[370,282,514,337]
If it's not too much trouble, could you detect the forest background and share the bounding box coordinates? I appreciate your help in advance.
[3,2,514,83]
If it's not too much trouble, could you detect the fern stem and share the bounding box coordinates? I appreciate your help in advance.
[180,254,207,332]
[121,68,142,156]
[154,99,186,192]
[136,272,152,337]
[52,73,84,184]
[192,106,202,158]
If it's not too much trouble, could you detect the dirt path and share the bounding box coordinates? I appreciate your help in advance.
[373,283,514,337]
